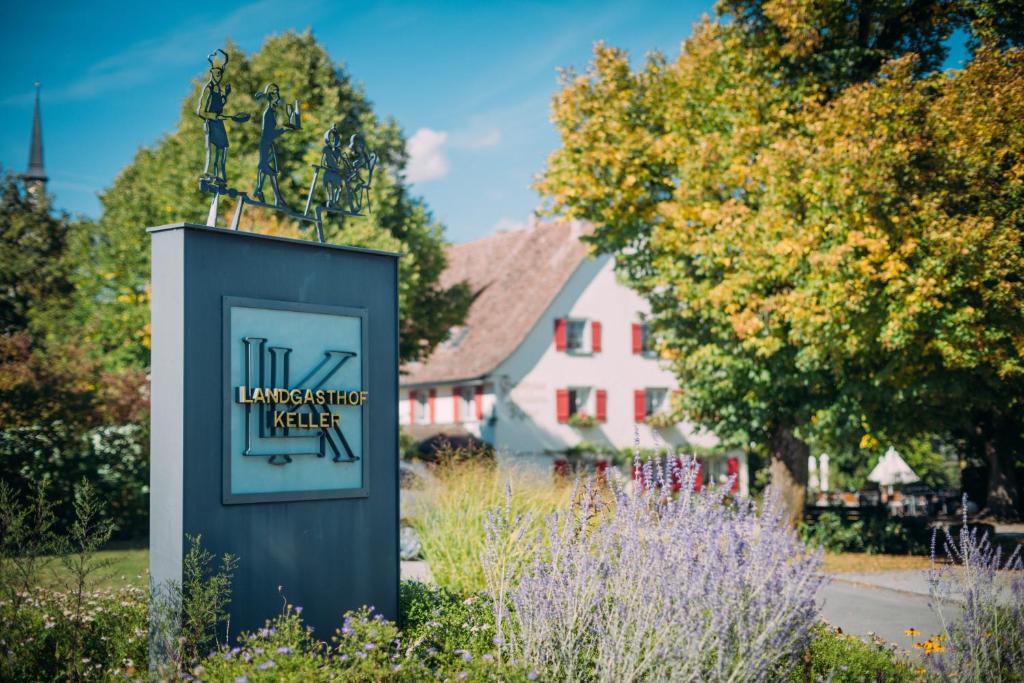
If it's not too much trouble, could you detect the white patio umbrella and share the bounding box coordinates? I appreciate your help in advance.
[867,446,920,493]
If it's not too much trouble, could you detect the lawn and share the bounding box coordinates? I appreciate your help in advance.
[822,552,933,574]
[43,546,149,590]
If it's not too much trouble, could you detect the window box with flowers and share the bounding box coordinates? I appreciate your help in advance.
[646,411,679,429]
[567,412,599,429]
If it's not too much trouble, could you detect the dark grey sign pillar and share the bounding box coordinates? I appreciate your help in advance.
[150,223,399,637]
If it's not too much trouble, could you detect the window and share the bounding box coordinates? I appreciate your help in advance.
[632,322,655,354]
[456,386,476,422]
[557,387,605,423]
[566,320,587,352]
[634,387,668,422]
[645,388,667,417]
[640,324,654,353]
[443,326,470,349]
[568,387,591,417]
[413,392,428,424]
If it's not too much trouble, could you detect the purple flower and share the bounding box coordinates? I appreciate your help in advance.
[276,646,293,655]
[294,605,303,615]
[355,651,367,659]
[363,642,376,651]
[234,677,248,683]
[528,671,538,681]
[339,654,349,663]
[457,673,468,681]
[255,660,275,671]
[483,653,494,662]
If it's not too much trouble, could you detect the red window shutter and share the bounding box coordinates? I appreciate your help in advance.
[452,388,460,423]
[475,385,484,420]
[554,318,567,351]
[428,389,437,424]
[727,457,740,493]
[634,389,646,423]
[595,389,607,422]
[556,389,570,423]
[408,391,417,423]
[591,321,602,353]
[694,459,703,492]
[631,323,642,354]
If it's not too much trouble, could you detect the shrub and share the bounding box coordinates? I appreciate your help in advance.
[400,580,496,656]
[410,460,568,593]
[0,422,149,540]
[799,510,931,555]
[925,500,1024,682]
[796,625,919,682]
[198,601,535,682]
[483,456,825,682]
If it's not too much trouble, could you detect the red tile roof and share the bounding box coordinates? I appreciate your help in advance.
[401,220,591,385]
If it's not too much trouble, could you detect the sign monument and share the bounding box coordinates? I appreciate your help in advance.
[149,49,398,640]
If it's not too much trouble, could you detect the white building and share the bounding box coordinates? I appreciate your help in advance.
[400,219,748,494]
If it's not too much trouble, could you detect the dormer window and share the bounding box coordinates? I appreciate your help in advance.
[444,326,470,349]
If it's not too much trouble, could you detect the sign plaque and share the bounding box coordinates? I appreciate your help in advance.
[149,223,399,639]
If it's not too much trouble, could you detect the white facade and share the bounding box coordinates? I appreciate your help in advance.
[400,251,749,495]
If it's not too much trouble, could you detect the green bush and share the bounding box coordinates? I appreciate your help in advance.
[799,511,931,554]
[197,601,535,682]
[794,625,920,682]
[0,423,149,540]
[400,580,496,656]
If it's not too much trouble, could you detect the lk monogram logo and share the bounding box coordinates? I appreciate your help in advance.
[234,336,364,466]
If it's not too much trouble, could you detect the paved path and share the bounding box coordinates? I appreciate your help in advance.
[817,577,959,653]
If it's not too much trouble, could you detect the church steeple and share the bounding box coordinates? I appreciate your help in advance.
[23,83,47,206]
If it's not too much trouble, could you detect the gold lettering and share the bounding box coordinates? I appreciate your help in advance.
[359,391,368,405]
[315,390,325,405]
[345,391,357,405]
[251,387,264,403]
[286,412,297,428]
[331,413,341,427]
[288,389,300,404]
[304,389,314,404]
[237,386,250,403]
[273,411,285,428]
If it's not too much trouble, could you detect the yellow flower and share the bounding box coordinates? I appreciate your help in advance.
[905,628,921,637]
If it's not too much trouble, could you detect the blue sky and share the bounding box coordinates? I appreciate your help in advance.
[0,1,970,244]
[0,0,715,243]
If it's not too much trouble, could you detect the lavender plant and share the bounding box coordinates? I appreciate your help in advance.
[926,498,1024,682]
[483,454,825,682]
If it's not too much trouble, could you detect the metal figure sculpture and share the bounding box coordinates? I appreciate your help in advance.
[195,48,377,244]
[253,83,300,209]
[342,134,377,215]
[196,49,250,224]
[304,130,377,221]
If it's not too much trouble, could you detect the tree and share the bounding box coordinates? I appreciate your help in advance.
[746,50,1024,515]
[73,32,469,369]
[538,1,1021,519]
[0,172,73,336]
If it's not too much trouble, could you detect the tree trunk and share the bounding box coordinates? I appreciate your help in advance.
[769,425,809,526]
[985,419,1021,520]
